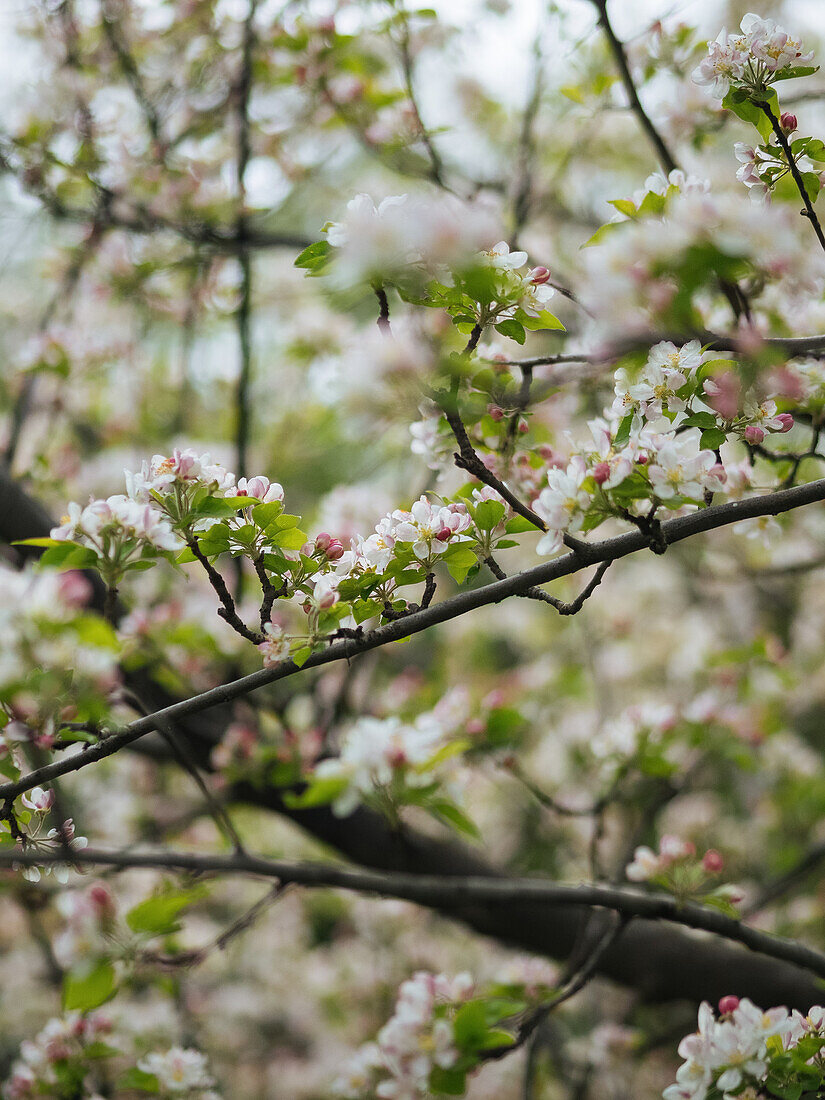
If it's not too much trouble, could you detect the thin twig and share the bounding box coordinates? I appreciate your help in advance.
[757,98,825,255]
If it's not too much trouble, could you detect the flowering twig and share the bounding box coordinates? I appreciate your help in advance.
[756,97,825,255]
[443,408,548,531]
[2,476,825,806]
[186,537,264,645]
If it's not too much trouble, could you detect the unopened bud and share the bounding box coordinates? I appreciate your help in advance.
[718,995,740,1016]
[436,526,453,542]
[326,539,345,560]
[780,112,798,134]
[744,425,765,445]
[703,849,724,874]
[593,461,611,485]
[518,417,529,434]
[529,266,551,285]
[775,412,794,433]
[314,532,332,551]
[488,405,504,421]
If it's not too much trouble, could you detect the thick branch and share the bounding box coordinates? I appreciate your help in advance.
[2,476,825,803]
[4,847,825,984]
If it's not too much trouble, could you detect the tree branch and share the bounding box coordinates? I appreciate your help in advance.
[2,476,825,804]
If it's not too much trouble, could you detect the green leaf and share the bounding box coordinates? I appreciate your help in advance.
[283,775,349,809]
[520,308,565,332]
[494,319,525,344]
[428,798,480,839]
[294,239,332,272]
[722,88,778,143]
[771,65,819,82]
[504,515,538,534]
[441,544,478,584]
[474,499,505,532]
[270,526,309,551]
[428,1066,467,1095]
[607,198,636,217]
[581,221,620,248]
[63,959,117,1012]
[700,427,727,449]
[292,645,313,667]
[614,411,634,448]
[11,537,62,548]
[250,500,284,528]
[40,543,100,571]
[126,885,208,936]
[681,412,717,429]
[118,1067,160,1092]
[453,1000,489,1049]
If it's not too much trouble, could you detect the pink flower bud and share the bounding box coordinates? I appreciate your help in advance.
[637,453,649,465]
[704,373,741,420]
[488,405,504,421]
[386,746,407,768]
[518,417,529,434]
[58,571,92,608]
[780,112,798,134]
[718,995,740,1016]
[466,718,484,736]
[593,461,611,485]
[529,266,551,285]
[775,413,794,433]
[703,849,724,874]
[436,526,453,542]
[709,463,727,484]
[89,883,116,923]
[326,539,345,560]
[315,532,332,551]
[744,425,765,445]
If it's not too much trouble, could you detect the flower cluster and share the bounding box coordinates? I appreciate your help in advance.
[2,1013,113,1100]
[665,998,825,1100]
[14,805,88,885]
[51,495,182,559]
[333,971,472,1099]
[2,1016,220,1100]
[304,706,470,829]
[0,566,118,745]
[625,835,728,902]
[138,1048,218,1096]
[693,13,814,99]
[125,448,236,502]
[321,192,497,289]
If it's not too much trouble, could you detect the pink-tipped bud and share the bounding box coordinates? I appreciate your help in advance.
[744,425,765,445]
[529,266,551,285]
[593,461,611,485]
[315,532,332,551]
[718,995,740,1016]
[326,539,345,560]
[466,718,484,736]
[780,112,798,134]
[89,883,116,923]
[300,541,314,557]
[386,746,407,768]
[637,453,649,465]
[703,849,724,874]
[436,526,453,542]
[518,417,529,434]
[488,405,504,421]
[775,413,794,433]
[709,463,727,484]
